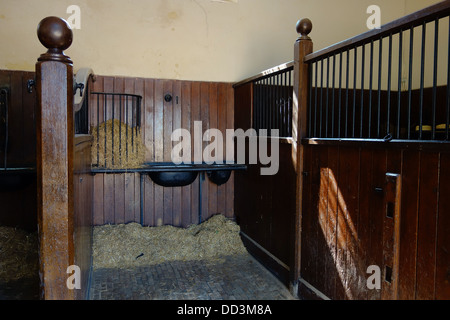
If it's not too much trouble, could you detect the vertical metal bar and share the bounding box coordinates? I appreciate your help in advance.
[338,51,343,138]
[319,59,324,137]
[266,77,269,133]
[369,40,374,138]
[283,70,287,137]
[276,73,279,134]
[104,94,107,167]
[397,30,403,139]
[387,33,393,137]
[325,56,330,137]
[419,22,426,140]
[126,95,129,160]
[1,89,8,170]
[432,18,439,140]
[447,19,450,140]
[256,80,260,131]
[377,36,383,138]
[352,46,357,138]
[360,43,365,138]
[314,61,319,137]
[96,93,100,166]
[253,81,257,131]
[345,49,350,138]
[119,94,122,165]
[331,54,336,138]
[408,26,414,140]
[308,63,313,137]
[132,95,135,152]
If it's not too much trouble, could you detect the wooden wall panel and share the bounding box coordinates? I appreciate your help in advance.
[436,153,450,300]
[90,76,235,227]
[300,143,450,300]
[0,70,37,231]
[73,136,93,300]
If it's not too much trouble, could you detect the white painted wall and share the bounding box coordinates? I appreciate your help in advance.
[0,0,441,82]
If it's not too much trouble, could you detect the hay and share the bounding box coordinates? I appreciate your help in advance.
[0,227,38,282]
[92,214,247,269]
[91,119,145,169]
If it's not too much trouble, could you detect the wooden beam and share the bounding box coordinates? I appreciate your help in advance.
[291,18,313,296]
[35,16,75,300]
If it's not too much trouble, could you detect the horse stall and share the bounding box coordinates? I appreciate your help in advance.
[234,1,450,300]
[1,15,248,300]
[0,70,38,299]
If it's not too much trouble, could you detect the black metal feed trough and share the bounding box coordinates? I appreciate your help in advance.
[91,162,246,187]
[91,162,247,225]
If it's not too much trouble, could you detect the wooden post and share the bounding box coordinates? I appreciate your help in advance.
[35,16,75,300]
[291,18,313,296]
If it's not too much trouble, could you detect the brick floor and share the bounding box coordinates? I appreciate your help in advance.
[89,253,296,300]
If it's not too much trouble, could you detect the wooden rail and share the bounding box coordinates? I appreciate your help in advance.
[233,61,294,88]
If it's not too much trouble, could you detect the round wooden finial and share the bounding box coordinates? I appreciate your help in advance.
[37,16,73,63]
[296,18,312,39]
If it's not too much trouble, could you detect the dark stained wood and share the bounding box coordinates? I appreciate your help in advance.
[299,145,314,289]
[0,70,37,232]
[225,81,234,219]
[381,150,402,299]
[92,76,104,226]
[91,77,235,228]
[102,77,115,225]
[356,148,373,299]
[302,137,450,153]
[73,135,93,300]
[208,82,218,218]
[340,147,361,300]
[315,145,329,296]
[217,83,227,217]
[124,77,136,224]
[325,146,339,299]
[191,82,201,224]
[436,153,450,299]
[299,143,448,300]
[290,20,314,294]
[397,150,420,299]
[35,16,75,299]
[415,152,439,299]
[172,81,182,226]
[233,83,252,132]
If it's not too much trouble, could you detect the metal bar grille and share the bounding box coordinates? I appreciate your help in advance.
[306,14,450,142]
[91,92,142,168]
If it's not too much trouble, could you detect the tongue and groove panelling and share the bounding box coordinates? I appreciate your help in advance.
[90,75,234,227]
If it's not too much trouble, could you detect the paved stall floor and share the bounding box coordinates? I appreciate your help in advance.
[89,253,296,300]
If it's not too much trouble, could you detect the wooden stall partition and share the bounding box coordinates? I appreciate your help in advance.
[73,134,93,300]
[0,70,37,231]
[298,142,450,300]
[291,18,313,291]
[90,77,235,227]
